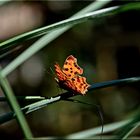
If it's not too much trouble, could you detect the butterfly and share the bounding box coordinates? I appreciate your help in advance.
[54,55,90,95]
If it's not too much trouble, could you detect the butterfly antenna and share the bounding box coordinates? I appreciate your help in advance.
[50,66,56,76]
[64,98,104,139]
[45,67,55,78]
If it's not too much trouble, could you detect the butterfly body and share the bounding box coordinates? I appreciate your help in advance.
[54,55,90,95]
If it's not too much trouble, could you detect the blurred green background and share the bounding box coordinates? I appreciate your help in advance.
[0,1,140,139]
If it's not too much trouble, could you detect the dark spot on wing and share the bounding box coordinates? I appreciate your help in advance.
[64,68,69,71]
[72,78,75,81]
[74,72,77,74]
[77,77,80,82]
[74,63,77,67]
[77,67,80,70]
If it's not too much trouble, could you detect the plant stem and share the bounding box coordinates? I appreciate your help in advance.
[0,70,33,138]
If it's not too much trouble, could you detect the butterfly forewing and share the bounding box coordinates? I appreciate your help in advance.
[62,55,83,79]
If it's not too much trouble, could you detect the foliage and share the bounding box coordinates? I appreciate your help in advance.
[0,1,140,139]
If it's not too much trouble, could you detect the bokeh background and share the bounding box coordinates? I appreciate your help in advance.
[0,1,140,139]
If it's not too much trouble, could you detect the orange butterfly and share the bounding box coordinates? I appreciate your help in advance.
[54,55,90,95]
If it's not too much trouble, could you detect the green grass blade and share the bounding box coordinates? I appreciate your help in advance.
[0,96,45,102]
[89,77,140,91]
[0,0,11,5]
[0,2,140,52]
[0,96,61,124]
[0,69,33,138]
[121,122,140,140]
[1,2,140,77]
[66,119,131,139]
[0,1,112,50]
[0,77,139,124]
[116,109,140,139]
[0,7,117,50]
[118,2,140,12]
[1,1,112,77]
[1,77,140,102]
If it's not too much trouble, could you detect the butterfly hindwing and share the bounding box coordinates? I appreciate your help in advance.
[72,76,90,95]
[54,63,66,81]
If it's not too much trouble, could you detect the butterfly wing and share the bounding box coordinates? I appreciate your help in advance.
[54,63,67,81]
[54,63,75,91]
[54,55,90,95]
[63,76,90,95]
[62,55,83,79]
[72,76,90,95]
